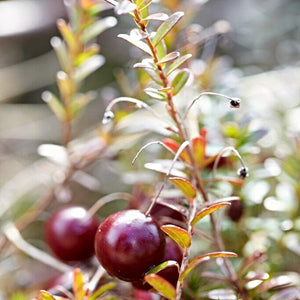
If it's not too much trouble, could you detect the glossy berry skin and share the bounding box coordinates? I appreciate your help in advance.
[94,209,166,282]
[133,238,183,290]
[45,206,99,261]
[227,200,244,222]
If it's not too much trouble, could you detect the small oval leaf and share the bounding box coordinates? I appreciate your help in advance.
[145,274,176,300]
[147,260,180,275]
[158,51,180,64]
[161,224,191,249]
[179,251,238,282]
[191,202,231,226]
[144,12,169,21]
[172,69,190,95]
[36,291,56,300]
[144,87,167,100]
[73,268,85,300]
[167,54,192,75]
[152,11,184,46]
[169,177,197,199]
[118,34,152,55]
[192,136,206,165]
[163,138,191,164]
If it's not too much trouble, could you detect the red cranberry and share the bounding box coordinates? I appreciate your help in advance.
[133,238,183,290]
[227,200,244,222]
[94,209,165,282]
[45,206,99,261]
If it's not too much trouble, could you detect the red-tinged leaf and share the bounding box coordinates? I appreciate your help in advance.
[152,11,184,46]
[192,136,206,165]
[179,251,237,282]
[171,69,190,96]
[166,54,192,75]
[163,138,191,164]
[158,51,180,64]
[36,290,56,300]
[161,224,191,249]
[145,274,176,300]
[118,34,152,55]
[191,202,231,226]
[147,260,180,275]
[169,177,196,200]
[88,282,116,300]
[73,268,85,300]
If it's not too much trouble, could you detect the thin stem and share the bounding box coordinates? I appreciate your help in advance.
[2,222,72,273]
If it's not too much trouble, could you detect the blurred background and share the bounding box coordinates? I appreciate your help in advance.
[0,0,300,298]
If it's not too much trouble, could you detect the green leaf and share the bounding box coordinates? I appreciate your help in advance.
[191,202,231,226]
[42,91,66,121]
[172,69,190,95]
[81,17,117,43]
[161,224,191,249]
[152,11,184,46]
[143,68,163,84]
[156,40,167,60]
[179,252,238,282]
[50,37,70,72]
[118,33,152,55]
[136,0,152,10]
[73,268,85,300]
[144,87,167,100]
[169,177,196,200]
[166,54,192,75]
[145,274,176,300]
[36,291,55,300]
[88,282,116,300]
[158,51,180,64]
[75,45,99,66]
[147,260,180,275]
[73,55,105,83]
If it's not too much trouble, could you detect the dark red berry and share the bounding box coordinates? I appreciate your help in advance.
[94,209,165,282]
[149,202,186,228]
[45,206,99,261]
[227,200,244,222]
[133,238,183,290]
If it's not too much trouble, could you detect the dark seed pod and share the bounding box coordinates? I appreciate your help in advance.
[237,167,248,179]
[230,98,241,108]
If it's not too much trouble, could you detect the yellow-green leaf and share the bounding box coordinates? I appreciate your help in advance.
[36,290,56,300]
[171,69,190,95]
[145,274,176,300]
[192,136,206,165]
[88,282,116,300]
[191,202,231,226]
[161,224,191,249]
[166,54,192,75]
[73,268,85,300]
[147,260,180,275]
[42,91,66,121]
[179,251,238,282]
[158,51,180,64]
[169,177,196,200]
[152,11,184,46]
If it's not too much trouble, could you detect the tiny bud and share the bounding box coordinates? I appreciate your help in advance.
[102,110,115,124]
[237,167,248,179]
[230,98,241,108]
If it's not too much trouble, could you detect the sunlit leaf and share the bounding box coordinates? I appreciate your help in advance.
[163,138,191,164]
[166,54,192,75]
[172,69,190,95]
[73,268,85,300]
[50,37,70,72]
[191,202,231,226]
[114,0,136,15]
[88,282,116,300]
[56,71,73,101]
[118,33,152,55]
[57,19,77,53]
[133,58,156,70]
[156,40,167,60]
[147,260,180,275]
[73,55,105,83]
[144,87,167,100]
[152,11,184,46]
[75,44,100,66]
[145,274,176,300]
[192,136,206,165]
[169,177,196,200]
[158,51,180,64]
[36,291,56,300]
[81,17,117,43]
[42,91,66,121]
[144,13,169,21]
[161,224,191,249]
[136,0,152,10]
[179,252,237,282]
